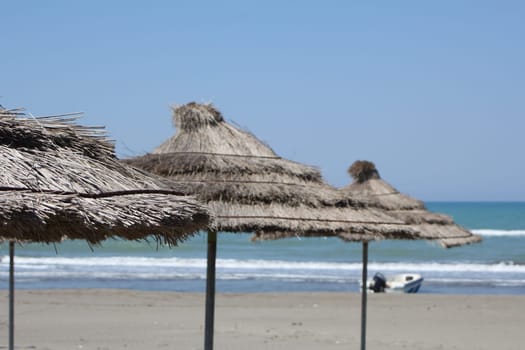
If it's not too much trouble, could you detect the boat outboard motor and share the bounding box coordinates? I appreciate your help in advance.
[372,272,387,293]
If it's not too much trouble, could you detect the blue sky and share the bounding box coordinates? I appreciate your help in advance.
[2,1,524,201]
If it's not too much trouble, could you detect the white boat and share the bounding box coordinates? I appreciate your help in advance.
[362,272,424,293]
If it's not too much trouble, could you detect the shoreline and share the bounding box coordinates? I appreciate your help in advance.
[1,289,523,350]
[4,278,525,295]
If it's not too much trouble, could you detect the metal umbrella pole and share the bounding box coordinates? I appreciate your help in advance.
[204,231,217,350]
[360,241,369,350]
[9,241,15,350]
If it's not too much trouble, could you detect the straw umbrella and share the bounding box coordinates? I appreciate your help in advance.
[341,160,481,246]
[125,102,421,350]
[339,160,482,350]
[0,107,211,350]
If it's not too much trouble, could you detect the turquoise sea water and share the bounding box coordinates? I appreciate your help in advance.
[1,202,524,295]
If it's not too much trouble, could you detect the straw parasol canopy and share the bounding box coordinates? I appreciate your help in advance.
[124,102,419,350]
[0,106,212,350]
[340,160,482,247]
[340,160,481,350]
[0,107,211,245]
[125,102,416,239]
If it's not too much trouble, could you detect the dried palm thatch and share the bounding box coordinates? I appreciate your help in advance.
[0,106,212,350]
[340,160,482,248]
[125,102,416,240]
[344,161,481,350]
[125,102,421,350]
[0,107,211,245]
[0,190,209,245]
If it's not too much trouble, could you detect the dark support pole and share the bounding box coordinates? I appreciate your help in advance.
[204,231,217,350]
[360,241,369,350]
[9,241,15,350]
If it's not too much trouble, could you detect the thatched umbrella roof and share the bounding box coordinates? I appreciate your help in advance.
[125,102,416,239]
[0,107,211,245]
[340,161,481,350]
[125,102,421,350]
[341,160,482,247]
[1,106,212,350]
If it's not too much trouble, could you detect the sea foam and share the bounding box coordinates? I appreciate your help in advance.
[472,229,525,237]
[4,256,525,273]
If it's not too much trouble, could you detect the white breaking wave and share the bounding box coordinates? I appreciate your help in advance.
[2,255,525,288]
[472,229,525,237]
[3,256,525,274]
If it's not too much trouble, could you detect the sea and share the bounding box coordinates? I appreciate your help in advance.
[1,202,524,295]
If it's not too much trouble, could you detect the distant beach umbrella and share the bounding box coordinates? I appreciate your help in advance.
[124,102,415,350]
[341,160,481,247]
[339,160,482,350]
[0,107,211,350]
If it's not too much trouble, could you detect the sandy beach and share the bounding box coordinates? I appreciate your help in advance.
[0,290,523,350]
